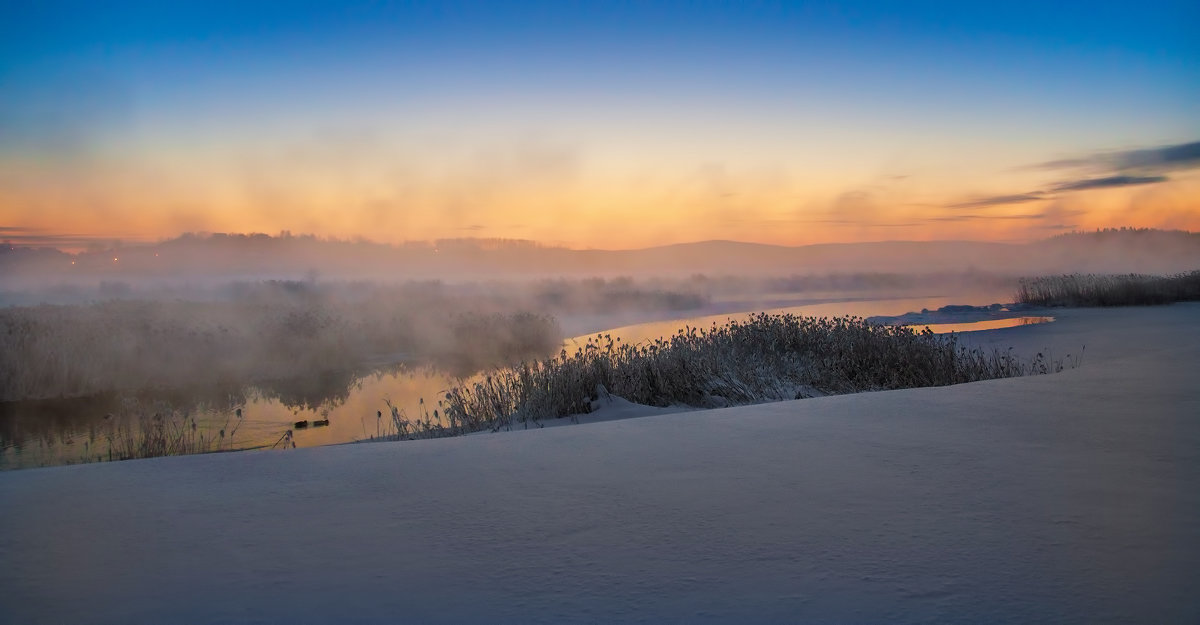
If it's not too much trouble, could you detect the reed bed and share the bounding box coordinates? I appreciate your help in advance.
[25,402,274,467]
[377,313,1056,440]
[1016,271,1200,307]
[100,410,235,463]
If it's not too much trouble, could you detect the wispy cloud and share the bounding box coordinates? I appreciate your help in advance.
[1051,175,1168,192]
[928,213,1044,222]
[946,143,1192,210]
[1114,141,1200,171]
[0,227,134,249]
[946,192,1047,209]
[1032,140,1200,173]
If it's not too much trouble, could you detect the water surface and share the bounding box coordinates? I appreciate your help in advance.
[905,316,1055,334]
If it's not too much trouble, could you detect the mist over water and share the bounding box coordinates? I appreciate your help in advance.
[2,292,1009,469]
[2,228,1197,468]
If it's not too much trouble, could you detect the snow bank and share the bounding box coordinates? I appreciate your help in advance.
[2,304,1198,624]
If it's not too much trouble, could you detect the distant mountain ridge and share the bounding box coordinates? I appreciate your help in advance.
[3,229,1199,286]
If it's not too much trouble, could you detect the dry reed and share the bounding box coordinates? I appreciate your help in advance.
[1016,271,1200,307]
[376,313,1059,440]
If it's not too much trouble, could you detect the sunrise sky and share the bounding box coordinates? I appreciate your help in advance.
[2,1,1198,250]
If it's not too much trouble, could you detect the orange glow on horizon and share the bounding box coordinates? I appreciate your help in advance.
[3,162,1197,251]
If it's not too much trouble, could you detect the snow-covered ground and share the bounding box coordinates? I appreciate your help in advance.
[2,304,1198,624]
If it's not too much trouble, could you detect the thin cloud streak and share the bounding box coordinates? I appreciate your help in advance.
[1031,140,1200,173]
[928,214,1044,222]
[946,143,1187,211]
[0,227,149,249]
[946,193,1047,209]
[1051,175,1168,192]
[1116,141,1200,171]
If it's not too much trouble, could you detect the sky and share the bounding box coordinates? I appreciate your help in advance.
[1,1,1198,250]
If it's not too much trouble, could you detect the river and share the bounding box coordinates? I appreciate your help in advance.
[2,292,1046,469]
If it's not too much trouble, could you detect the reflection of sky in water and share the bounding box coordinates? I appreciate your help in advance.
[3,294,1021,469]
[575,295,996,348]
[278,368,456,449]
[908,316,1055,335]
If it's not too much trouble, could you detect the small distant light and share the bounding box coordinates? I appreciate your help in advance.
[71,260,76,265]
[154,253,159,257]
[113,257,118,262]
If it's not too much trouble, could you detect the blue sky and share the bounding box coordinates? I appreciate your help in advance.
[2,1,1198,248]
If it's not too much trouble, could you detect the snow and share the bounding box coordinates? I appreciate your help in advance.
[2,304,1198,624]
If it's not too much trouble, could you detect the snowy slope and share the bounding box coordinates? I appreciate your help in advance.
[2,304,1198,624]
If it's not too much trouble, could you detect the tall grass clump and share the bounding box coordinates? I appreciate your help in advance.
[1016,271,1200,307]
[378,313,1056,439]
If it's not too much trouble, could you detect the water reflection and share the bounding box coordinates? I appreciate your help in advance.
[0,365,457,469]
[906,316,1055,334]
[572,295,981,348]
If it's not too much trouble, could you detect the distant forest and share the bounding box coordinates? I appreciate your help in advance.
[1048,227,1199,241]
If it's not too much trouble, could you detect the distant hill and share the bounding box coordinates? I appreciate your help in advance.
[3,229,1199,288]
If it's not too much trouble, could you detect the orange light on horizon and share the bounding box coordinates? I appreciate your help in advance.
[3,168,1198,250]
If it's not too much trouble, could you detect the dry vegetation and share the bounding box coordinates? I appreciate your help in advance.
[1016,271,1200,307]
[97,407,253,463]
[377,313,1063,440]
[5,399,265,468]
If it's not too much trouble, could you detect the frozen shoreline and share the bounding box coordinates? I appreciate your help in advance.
[865,301,1044,326]
[2,303,1198,623]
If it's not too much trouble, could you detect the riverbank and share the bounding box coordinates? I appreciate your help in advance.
[1,303,1197,623]
[1,292,1008,469]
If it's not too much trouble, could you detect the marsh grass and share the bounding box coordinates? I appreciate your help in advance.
[374,313,1060,440]
[74,402,270,464]
[1016,271,1200,307]
[0,400,285,468]
[101,412,222,462]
